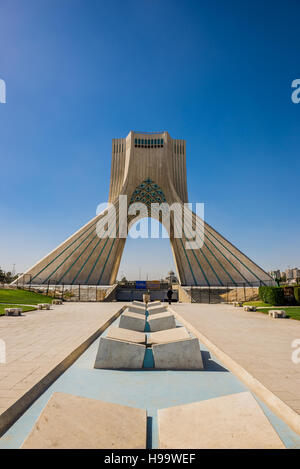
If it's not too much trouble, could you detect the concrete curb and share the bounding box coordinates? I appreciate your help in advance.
[170,307,300,437]
[0,305,126,437]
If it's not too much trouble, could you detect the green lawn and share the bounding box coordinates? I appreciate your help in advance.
[0,289,52,305]
[244,300,300,320]
[0,304,37,316]
[243,301,274,307]
[256,307,300,321]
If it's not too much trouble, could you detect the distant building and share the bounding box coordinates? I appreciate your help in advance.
[269,270,281,280]
[286,269,293,280]
[165,270,178,284]
[285,268,300,284]
[292,268,300,280]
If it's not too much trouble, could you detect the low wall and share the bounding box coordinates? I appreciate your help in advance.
[178,285,259,303]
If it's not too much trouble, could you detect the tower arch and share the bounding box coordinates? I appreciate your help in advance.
[14,131,273,287]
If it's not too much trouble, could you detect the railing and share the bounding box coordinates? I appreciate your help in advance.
[9,277,275,304]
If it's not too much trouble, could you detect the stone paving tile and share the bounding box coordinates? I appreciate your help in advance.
[287,400,300,413]
[172,303,300,415]
[0,302,125,425]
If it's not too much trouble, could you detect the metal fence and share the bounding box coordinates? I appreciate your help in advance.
[10,276,276,304]
[12,277,111,302]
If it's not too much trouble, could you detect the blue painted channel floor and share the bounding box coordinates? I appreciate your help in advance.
[1,313,300,449]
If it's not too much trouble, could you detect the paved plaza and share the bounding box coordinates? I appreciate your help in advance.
[172,303,300,415]
[0,302,125,433]
[0,301,300,448]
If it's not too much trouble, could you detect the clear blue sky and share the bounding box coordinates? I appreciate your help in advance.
[0,0,299,280]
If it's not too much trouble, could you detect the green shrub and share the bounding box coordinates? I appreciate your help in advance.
[258,286,284,306]
[294,287,300,305]
[258,286,268,302]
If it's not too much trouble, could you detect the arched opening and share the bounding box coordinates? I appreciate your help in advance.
[117,217,177,282]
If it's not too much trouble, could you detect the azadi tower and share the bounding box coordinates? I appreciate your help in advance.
[15,131,272,287]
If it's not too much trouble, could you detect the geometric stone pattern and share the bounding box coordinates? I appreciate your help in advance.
[21,392,147,449]
[93,302,201,371]
[158,392,285,449]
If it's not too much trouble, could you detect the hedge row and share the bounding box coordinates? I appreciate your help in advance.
[294,287,300,305]
[258,286,285,306]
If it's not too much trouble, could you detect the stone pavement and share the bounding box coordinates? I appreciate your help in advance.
[171,303,300,415]
[0,302,125,434]
[1,304,300,448]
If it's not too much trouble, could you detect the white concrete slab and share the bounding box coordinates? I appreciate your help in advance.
[126,305,146,315]
[94,337,145,369]
[22,392,147,449]
[148,327,190,345]
[119,311,146,332]
[158,392,285,449]
[147,312,176,332]
[152,337,203,370]
[132,300,146,307]
[106,327,146,344]
[148,301,161,306]
[147,305,167,315]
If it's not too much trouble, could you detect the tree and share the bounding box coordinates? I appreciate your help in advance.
[0,267,18,284]
[0,268,6,283]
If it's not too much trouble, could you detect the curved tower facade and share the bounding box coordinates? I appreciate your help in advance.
[15,131,273,287]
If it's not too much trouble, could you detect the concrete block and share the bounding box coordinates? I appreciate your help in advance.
[158,392,285,449]
[268,310,286,318]
[147,312,176,332]
[52,299,63,305]
[132,300,146,307]
[106,327,146,344]
[147,301,161,307]
[148,327,190,345]
[243,305,256,312]
[21,392,147,449]
[126,305,146,315]
[37,303,51,310]
[5,307,22,316]
[94,337,145,369]
[119,312,146,332]
[153,338,203,370]
[147,304,168,315]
